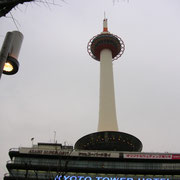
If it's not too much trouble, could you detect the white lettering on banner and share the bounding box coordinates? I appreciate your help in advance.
[172,155,180,159]
[27,149,71,156]
[78,152,112,158]
[20,147,180,161]
[23,148,114,158]
[124,153,172,160]
[54,175,169,180]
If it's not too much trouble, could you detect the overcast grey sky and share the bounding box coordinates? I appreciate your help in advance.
[1,0,180,178]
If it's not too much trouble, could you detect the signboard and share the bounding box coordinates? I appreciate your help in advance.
[19,148,119,158]
[19,148,180,160]
[54,175,170,180]
[172,154,180,159]
[123,153,172,160]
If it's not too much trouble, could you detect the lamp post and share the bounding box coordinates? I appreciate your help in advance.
[0,31,23,79]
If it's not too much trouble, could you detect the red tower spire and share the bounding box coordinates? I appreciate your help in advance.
[103,18,108,33]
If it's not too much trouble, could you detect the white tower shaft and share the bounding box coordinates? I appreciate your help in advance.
[98,49,118,131]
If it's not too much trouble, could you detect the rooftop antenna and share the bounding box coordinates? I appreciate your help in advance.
[53,131,56,143]
[31,138,34,147]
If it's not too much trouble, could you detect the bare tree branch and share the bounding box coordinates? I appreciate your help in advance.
[0,0,34,17]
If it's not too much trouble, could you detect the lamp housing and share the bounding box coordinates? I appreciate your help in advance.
[1,31,23,75]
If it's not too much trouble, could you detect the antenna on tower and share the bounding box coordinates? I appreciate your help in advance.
[104,11,106,19]
[103,17,108,33]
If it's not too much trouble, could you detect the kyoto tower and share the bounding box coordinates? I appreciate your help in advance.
[75,19,142,152]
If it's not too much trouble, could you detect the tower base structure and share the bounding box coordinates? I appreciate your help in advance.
[75,131,143,152]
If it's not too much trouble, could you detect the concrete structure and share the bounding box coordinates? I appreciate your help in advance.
[76,19,142,152]
[97,19,122,131]
[4,143,180,180]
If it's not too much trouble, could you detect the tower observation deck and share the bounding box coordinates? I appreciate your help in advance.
[75,19,142,152]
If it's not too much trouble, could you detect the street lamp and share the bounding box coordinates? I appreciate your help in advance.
[0,31,23,79]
